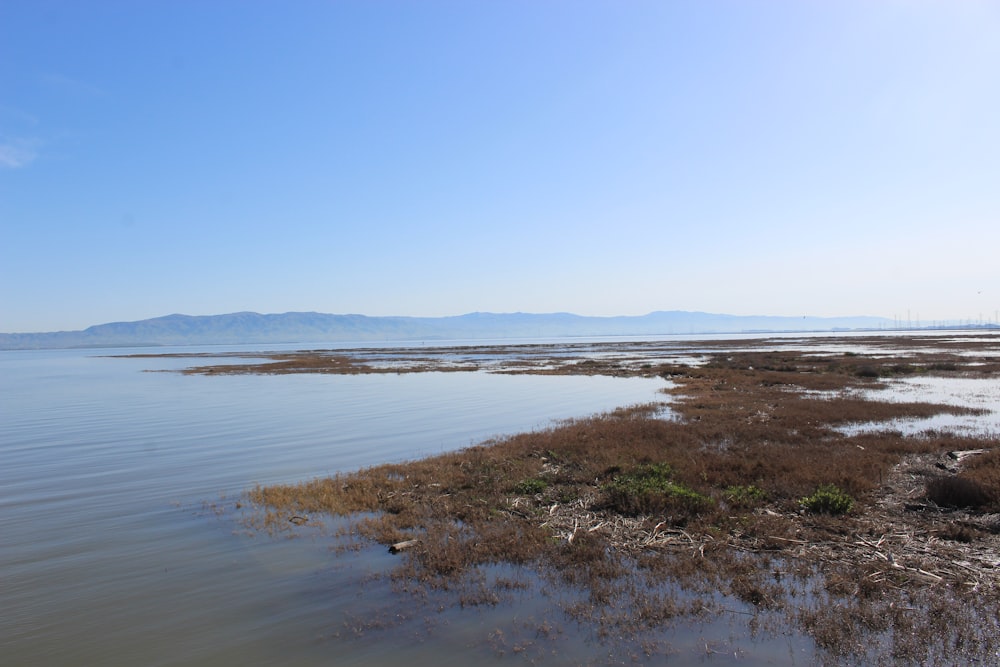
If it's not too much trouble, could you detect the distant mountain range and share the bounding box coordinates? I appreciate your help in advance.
[0,311,898,350]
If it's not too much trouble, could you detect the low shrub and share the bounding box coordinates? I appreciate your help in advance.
[724,484,767,507]
[599,463,709,517]
[801,484,854,515]
[925,476,993,509]
[936,522,980,543]
[512,477,548,495]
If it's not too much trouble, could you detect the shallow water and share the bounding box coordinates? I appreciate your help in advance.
[1,347,707,666]
[835,375,1000,437]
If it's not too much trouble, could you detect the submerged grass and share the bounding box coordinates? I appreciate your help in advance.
[239,335,1000,664]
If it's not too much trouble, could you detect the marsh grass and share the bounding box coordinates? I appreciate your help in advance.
[238,336,1000,663]
[925,476,995,509]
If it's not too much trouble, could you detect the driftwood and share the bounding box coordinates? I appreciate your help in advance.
[949,449,988,463]
[389,539,419,554]
[937,449,988,474]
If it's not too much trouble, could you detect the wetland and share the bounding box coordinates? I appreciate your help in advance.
[140,333,1000,664]
[4,332,999,665]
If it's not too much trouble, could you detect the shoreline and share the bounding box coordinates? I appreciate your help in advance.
[147,333,1000,663]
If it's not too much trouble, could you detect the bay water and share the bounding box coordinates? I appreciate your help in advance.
[2,346,682,666]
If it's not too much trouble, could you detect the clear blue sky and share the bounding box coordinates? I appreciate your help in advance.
[2,1,998,332]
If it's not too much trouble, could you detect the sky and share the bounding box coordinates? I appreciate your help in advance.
[2,1,999,333]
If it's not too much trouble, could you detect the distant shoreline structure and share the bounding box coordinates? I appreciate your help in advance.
[2,310,997,351]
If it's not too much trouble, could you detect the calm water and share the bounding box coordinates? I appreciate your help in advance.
[836,375,1000,437]
[1,346,695,666]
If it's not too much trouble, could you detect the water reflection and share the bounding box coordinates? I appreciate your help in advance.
[0,351,668,666]
[836,376,1000,436]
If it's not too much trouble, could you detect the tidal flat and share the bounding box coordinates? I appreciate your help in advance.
[142,333,1000,665]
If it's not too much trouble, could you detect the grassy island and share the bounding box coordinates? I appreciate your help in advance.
[145,335,1000,663]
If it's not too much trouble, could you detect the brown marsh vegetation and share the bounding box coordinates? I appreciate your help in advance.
[154,334,1000,663]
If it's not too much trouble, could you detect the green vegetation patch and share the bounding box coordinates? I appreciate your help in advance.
[512,477,548,495]
[801,484,854,515]
[723,484,767,507]
[600,462,709,517]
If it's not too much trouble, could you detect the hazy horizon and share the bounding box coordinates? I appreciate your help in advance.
[6,306,995,337]
[3,2,998,332]
[2,307,972,339]
[0,310,900,334]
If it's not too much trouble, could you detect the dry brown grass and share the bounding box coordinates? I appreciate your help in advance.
[228,334,1000,662]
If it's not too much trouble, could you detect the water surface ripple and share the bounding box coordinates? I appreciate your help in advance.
[1,348,667,666]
